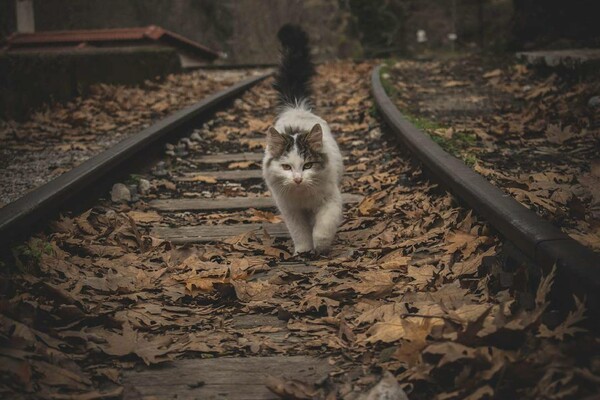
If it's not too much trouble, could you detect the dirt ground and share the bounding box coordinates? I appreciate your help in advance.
[1,61,598,399]
[384,56,600,253]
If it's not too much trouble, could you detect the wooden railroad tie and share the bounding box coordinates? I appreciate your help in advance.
[190,152,264,164]
[176,169,263,182]
[150,193,363,212]
[150,194,362,243]
[123,356,330,399]
[151,222,289,243]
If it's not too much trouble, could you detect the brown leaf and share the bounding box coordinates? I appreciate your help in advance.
[185,174,218,183]
[442,80,469,88]
[364,315,407,343]
[97,322,174,365]
[358,196,377,216]
[406,264,437,289]
[232,279,276,302]
[538,295,586,340]
[127,210,162,223]
[546,123,576,144]
[450,247,496,277]
[351,270,395,298]
[247,209,283,223]
[185,276,227,294]
[228,161,257,169]
[423,342,478,367]
[483,69,502,79]
[463,385,494,400]
[265,375,318,400]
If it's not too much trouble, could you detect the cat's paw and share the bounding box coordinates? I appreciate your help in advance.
[293,244,313,255]
[293,250,316,259]
[313,238,333,254]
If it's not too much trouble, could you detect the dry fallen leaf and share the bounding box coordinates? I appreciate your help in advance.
[546,123,576,144]
[127,210,162,223]
[185,174,218,183]
[265,375,318,400]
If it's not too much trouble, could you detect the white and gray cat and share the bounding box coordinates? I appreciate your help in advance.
[262,25,343,254]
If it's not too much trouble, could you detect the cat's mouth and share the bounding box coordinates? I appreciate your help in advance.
[287,181,311,191]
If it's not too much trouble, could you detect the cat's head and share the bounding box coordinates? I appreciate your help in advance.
[265,123,327,187]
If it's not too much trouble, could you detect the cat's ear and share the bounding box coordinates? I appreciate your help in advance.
[267,127,286,157]
[307,124,323,151]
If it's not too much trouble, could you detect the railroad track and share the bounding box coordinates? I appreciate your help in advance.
[1,69,366,398]
[0,72,272,245]
[371,65,600,310]
[1,63,597,399]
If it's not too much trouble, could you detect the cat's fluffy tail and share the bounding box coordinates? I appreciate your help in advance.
[273,24,315,108]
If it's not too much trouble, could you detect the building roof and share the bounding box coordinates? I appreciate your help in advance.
[3,26,219,60]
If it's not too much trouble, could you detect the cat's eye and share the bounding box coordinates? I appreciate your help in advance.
[303,163,313,170]
[281,164,292,170]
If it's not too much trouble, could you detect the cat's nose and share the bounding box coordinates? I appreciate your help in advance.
[293,177,303,184]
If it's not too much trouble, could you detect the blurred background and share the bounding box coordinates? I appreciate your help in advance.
[2,0,599,64]
[1,0,599,120]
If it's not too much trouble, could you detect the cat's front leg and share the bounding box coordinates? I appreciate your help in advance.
[281,208,313,254]
[312,194,343,254]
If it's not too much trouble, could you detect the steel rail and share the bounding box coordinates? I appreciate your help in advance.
[371,65,600,305]
[0,72,272,245]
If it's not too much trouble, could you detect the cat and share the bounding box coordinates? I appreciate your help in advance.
[262,24,344,254]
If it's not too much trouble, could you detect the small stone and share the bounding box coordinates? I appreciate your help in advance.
[360,372,409,400]
[110,183,131,203]
[165,143,175,150]
[588,96,600,108]
[190,132,201,141]
[180,138,192,147]
[105,209,117,219]
[368,127,382,140]
[234,99,243,108]
[249,341,260,353]
[165,150,175,157]
[152,161,168,177]
[138,179,151,194]
[128,184,139,202]
[175,143,188,157]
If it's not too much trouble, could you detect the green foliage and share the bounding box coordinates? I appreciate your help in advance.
[404,113,443,131]
[379,66,398,98]
[379,63,479,166]
[404,112,478,166]
[342,0,408,57]
[430,130,478,166]
[368,103,379,118]
[125,174,142,185]
[10,238,54,274]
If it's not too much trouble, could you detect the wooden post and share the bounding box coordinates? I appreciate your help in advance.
[16,0,35,33]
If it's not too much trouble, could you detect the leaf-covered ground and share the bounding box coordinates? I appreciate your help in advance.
[383,57,600,253]
[0,69,262,207]
[1,61,597,399]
